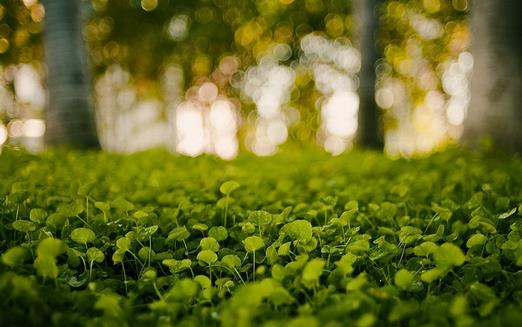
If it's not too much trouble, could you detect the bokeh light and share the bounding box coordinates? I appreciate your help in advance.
[0,0,472,158]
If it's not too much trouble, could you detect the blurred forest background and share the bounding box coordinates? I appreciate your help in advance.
[0,0,473,158]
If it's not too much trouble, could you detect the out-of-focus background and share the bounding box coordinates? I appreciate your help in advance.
[0,0,473,158]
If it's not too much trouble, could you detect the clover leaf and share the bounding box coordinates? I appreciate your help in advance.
[71,228,96,245]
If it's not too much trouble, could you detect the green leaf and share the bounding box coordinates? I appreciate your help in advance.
[222,255,241,269]
[77,182,95,196]
[208,226,228,241]
[87,247,105,263]
[395,269,414,290]
[111,197,135,212]
[278,242,291,256]
[2,246,29,267]
[200,237,220,252]
[70,228,96,245]
[335,253,357,275]
[36,237,65,258]
[432,204,453,221]
[12,220,37,233]
[116,237,131,251]
[167,226,190,241]
[34,255,59,279]
[434,243,465,268]
[347,239,370,254]
[499,207,517,220]
[192,223,208,232]
[138,247,155,261]
[162,259,178,269]
[412,241,438,256]
[29,208,47,224]
[194,275,212,289]
[421,268,444,283]
[281,220,313,241]
[450,295,468,317]
[137,225,158,239]
[243,236,265,253]
[220,180,240,195]
[179,259,192,269]
[470,282,497,301]
[399,226,422,245]
[466,233,488,248]
[302,258,325,289]
[45,213,67,229]
[197,250,218,265]
[112,249,126,264]
[248,210,272,225]
[94,201,110,213]
[95,294,123,317]
[58,201,85,217]
[346,273,368,291]
[133,210,149,219]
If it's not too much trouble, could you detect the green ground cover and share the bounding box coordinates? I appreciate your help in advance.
[1,147,521,326]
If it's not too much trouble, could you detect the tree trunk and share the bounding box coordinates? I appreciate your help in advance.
[355,0,383,149]
[463,0,522,153]
[42,0,99,148]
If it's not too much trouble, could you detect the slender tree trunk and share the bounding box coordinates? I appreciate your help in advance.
[355,0,383,149]
[462,0,522,153]
[42,0,99,148]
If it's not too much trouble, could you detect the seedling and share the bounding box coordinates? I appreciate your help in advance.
[219,180,240,227]
[243,236,265,281]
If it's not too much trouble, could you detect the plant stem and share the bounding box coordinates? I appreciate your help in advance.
[224,195,229,227]
[121,262,128,295]
[153,281,164,300]
[253,251,256,281]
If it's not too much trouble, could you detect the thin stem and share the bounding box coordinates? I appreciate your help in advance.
[224,195,229,227]
[253,251,256,281]
[75,215,92,229]
[121,262,128,295]
[85,196,89,221]
[234,268,246,285]
[153,281,164,300]
[89,260,93,280]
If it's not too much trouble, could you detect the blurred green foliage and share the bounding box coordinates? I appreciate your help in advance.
[0,0,470,150]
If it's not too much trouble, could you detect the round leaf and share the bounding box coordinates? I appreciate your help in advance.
[2,246,29,267]
[208,226,228,241]
[29,208,47,224]
[222,254,241,269]
[302,258,325,289]
[37,237,65,257]
[434,243,465,268]
[87,247,105,263]
[220,180,240,195]
[200,237,220,252]
[168,226,190,241]
[197,250,218,265]
[394,269,414,290]
[281,220,313,241]
[466,233,488,248]
[116,237,131,251]
[71,228,96,245]
[12,220,37,233]
[399,226,422,245]
[243,236,265,253]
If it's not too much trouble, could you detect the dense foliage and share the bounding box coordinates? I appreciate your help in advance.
[1,147,522,326]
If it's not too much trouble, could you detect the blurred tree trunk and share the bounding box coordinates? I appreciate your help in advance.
[463,0,522,153]
[355,0,383,149]
[42,0,99,148]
